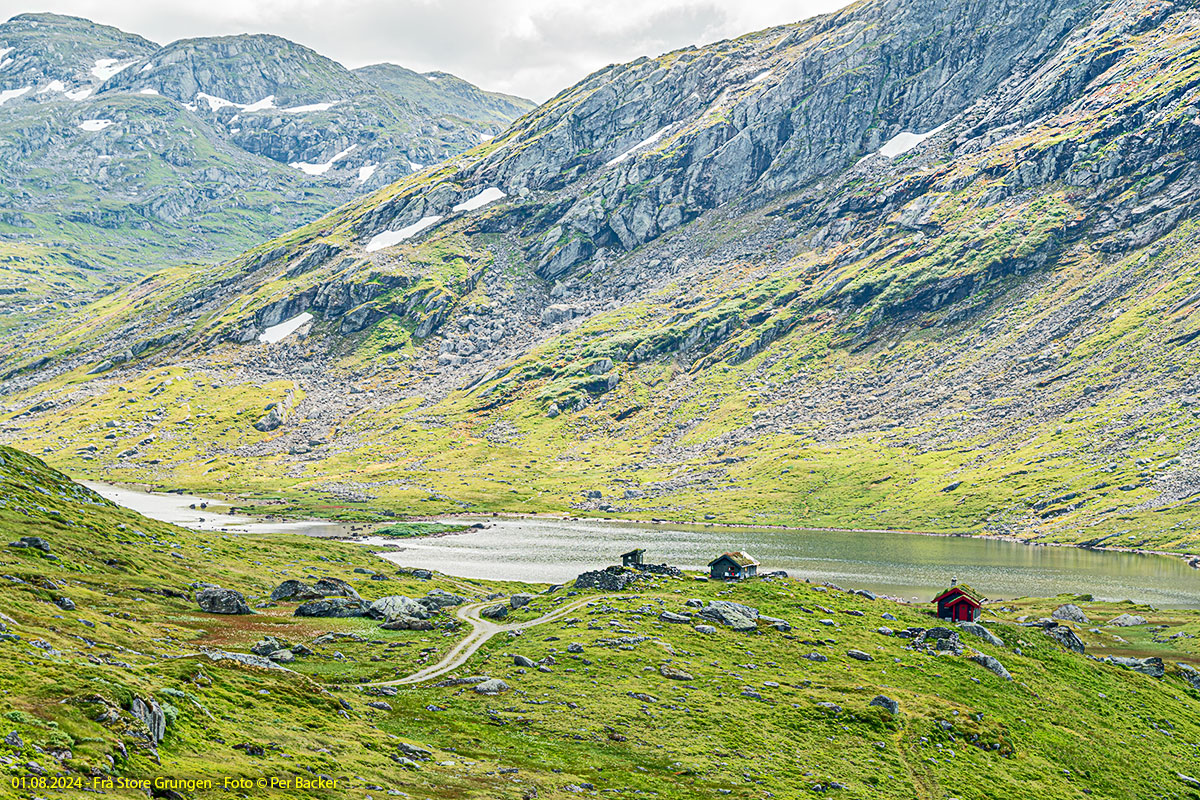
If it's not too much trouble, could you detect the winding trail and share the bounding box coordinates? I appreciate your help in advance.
[366,595,597,687]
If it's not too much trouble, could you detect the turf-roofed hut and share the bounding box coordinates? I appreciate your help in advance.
[708,551,759,580]
[933,581,984,622]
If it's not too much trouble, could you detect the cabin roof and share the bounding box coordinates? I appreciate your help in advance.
[932,584,984,606]
[708,551,759,568]
[620,548,645,557]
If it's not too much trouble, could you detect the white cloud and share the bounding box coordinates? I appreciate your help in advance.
[0,0,850,101]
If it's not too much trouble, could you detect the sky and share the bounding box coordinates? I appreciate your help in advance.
[0,0,851,101]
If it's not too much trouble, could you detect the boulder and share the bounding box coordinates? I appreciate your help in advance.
[312,577,362,601]
[1178,662,1200,690]
[196,588,251,615]
[698,601,759,631]
[956,621,1004,647]
[1052,604,1089,624]
[368,595,428,621]
[847,649,873,662]
[1044,624,1085,653]
[694,625,717,635]
[130,697,166,744]
[481,604,509,620]
[969,653,1013,681]
[1108,613,1147,627]
[270,580,320,601]
[659,664,694,681]
[54,597,75,611]
[379,616,434,631]
[419,590,464,611]
[251,636,288,656]
[269,649,295,664]
[473,679,509,695]
[294,598,367,618]
[1107,656,1164,678]
[514,655,536,668]
[659,611,691,624]
[510,593,535,609]
[869,695,899,714]
[8,537,51,553]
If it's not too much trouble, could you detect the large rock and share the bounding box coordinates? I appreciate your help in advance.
[270,580,321,601]
[697,601,759,631]
[368,595,429,621]
[1044,624,1085,653]
[473,678,509,695]
[1108,656,1164,678]
[970,653,1013,681]
[312,577,362,601]
[956,621,1004,647]
[419,590,465,611]
[294,598,367,617]
[1178,663,1200,690]
[574,566,644,591]
[1052,604,1089,624]
[130,697,166,744]
[869,695,899,714]
[1108,613,1148,627]
[481,604,509,620]
[510,593,535,609]
[196,588,251,615]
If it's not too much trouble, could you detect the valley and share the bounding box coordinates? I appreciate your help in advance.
[1,0,1200,796]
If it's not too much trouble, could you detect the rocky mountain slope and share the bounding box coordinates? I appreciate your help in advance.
[0,13,533,325]
[6,0,1200,554]
[0,443,1197,799]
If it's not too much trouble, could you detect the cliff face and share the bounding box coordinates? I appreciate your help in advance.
[8,0,1200,550]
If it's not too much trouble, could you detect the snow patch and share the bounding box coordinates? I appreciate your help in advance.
[478,132,493,143]
[91,58,134,80]
[289,144,358,176]
[64,87,92,101]
[357,163,378,183]
[195,92,276,113]
[452,187,506,213]
[0,47,13,60]
[878,123,948,158]
[408,160,424,172]
[140,62,153,73]
[38,80,66,94]
[283,101,335,114]
[365,215,442,253]
[139,87,159,95]
[241,95,276,112]
[750,70,772,83]
[607,126,670,166]
[79,119,114,132]
[258,312,313,344]
[0,86,32,107]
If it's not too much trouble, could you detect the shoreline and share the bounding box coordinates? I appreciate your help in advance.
[83,478,1200,566]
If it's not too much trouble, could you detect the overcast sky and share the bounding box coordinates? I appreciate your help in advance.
[1,0,850,100]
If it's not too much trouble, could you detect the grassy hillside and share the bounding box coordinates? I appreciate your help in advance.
[0,444,1197,798]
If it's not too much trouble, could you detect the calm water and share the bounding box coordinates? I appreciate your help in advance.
[88,483,1200,608]
[373,518,1200,608]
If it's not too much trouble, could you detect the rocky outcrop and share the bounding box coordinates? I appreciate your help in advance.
[294,598,367,617]
[196,587,251,615]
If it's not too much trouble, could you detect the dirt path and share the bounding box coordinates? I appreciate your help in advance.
[366,595,597,687]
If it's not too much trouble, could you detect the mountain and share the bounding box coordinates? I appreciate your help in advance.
[1,442,1197,799]
[6,0,1200,555]
[0,13,532,326]
[355,63,536,130]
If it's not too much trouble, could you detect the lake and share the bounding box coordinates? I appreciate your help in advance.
[87,483,1200,608]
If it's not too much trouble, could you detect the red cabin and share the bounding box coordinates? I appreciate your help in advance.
[932,581,983,622]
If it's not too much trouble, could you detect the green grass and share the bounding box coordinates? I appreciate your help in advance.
[1,443,1198,799]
